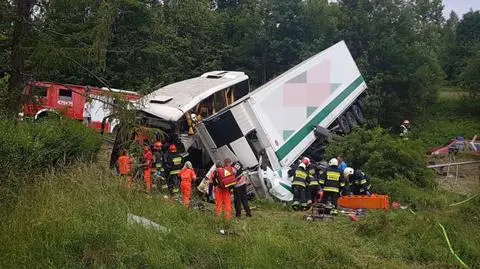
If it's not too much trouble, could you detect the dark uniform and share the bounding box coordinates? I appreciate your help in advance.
[319,166,346,208]
[165,152,183,193]
[153,150,166,189]
[292,164,310,211]
[307,165,320,205]
[349,170,371,195]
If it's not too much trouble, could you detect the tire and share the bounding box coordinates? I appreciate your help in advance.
[337,115,351,134]
[357,97,366,111]
[351,104,365,124]
[346,110,358,128]
[36,111,59,121]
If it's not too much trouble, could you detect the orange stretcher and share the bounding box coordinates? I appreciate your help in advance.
[337,194,390,210]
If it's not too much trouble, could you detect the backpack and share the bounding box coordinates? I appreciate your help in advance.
[218,166,236,189]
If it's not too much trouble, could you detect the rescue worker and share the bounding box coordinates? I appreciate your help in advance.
[233,162,252,218]
[211,159,236,220]
[344,167,371,195]
[179,161,197,208]
[337,155,348,173]
[165,144,183,194]
[288,159,302,178]
[292,158,310,211]
[152,141,167,190]
[117,150,133,188]
[319,158,346,215]
[400,120,410,140]
[306,158,320,206]
[142,145,153,193]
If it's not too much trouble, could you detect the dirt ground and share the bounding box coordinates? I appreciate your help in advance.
[429,155,480,195]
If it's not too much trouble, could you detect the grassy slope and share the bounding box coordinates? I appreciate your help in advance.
[412,88,480,148]
[1,89,479,268]
[1,163,479,269]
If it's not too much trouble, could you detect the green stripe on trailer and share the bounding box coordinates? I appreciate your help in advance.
[275,76,365,160]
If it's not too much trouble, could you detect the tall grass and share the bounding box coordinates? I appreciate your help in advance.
[1,163,479,268]
[412,97,480,148]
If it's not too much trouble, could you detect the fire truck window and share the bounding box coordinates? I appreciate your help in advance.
[32,86,48,97]
[59,89,72,101]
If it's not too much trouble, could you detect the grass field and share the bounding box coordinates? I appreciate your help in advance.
[1,88,479,268]
[1,162,479,269]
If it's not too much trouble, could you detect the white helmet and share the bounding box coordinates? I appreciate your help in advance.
[328,158,339,167]
[344,167,354,178]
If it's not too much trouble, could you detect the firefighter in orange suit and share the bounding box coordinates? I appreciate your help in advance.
[179,161,197,207]
[142,145,153,193]
[211,158,236,220]
[117,150,133,188]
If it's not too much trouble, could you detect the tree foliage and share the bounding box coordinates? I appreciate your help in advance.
[1,0,478,127]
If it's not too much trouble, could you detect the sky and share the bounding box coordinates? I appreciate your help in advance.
[443,0,480,18]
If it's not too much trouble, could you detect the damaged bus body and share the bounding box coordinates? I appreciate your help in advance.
[196,41,368,201]
[110,71,250,169]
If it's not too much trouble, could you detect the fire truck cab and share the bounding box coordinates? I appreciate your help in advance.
[23,81,140,133]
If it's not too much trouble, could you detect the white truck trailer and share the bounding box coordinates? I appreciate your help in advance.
[195,41,367,201]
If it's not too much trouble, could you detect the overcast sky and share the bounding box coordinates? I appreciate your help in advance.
[443,0,480,18]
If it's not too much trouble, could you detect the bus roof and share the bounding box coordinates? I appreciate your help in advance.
[139,71,248,121]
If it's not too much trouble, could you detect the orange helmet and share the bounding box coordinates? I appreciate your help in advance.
[153,141,162,150]
[169,144,177,152]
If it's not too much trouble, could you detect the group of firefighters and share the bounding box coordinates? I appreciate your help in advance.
[290,156,371,214]
[116,134,373,219]
[116,141,252,220]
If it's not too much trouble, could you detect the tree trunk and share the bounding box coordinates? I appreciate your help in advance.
[6,0,33,115]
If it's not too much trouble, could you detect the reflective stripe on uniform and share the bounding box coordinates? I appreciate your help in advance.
[309,181,319,186]
[292,181,306,187]
[360,179,367,184]
[319,179,325,184]
[340,182,345,187]
[170,169,180,175]
[172,157,182,165]
[327,172,340,181]
[295,170,308,179]
[323,186,339,193]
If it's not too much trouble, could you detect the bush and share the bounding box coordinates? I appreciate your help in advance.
[0,118,102,181]
[325,127,435,188]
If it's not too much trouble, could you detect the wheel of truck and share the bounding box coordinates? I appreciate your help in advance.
[357,97,366,111]
[351,104,365,124]
[346,111,358,128]
[337,115,351,134]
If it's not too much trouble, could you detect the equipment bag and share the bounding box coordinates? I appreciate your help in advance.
[220,167,236,189]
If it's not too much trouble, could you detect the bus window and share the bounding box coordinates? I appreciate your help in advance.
[213,91,227,112]
[233,79,250,100]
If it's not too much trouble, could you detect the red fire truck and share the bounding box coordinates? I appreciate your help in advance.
[23,81,140,133]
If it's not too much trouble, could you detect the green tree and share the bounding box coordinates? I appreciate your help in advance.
[339,0,444,127]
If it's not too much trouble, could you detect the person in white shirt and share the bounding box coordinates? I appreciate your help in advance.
[83,98,92,127]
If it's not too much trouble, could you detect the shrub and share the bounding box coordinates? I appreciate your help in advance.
[0,118,102,181]
[325,127,435,188]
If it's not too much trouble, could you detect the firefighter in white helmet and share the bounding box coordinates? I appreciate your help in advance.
[305,157,320,207]
[400,120,410,140]
[344,167,371,195]
[319,158,346,214]
[291,157,311,211]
